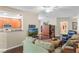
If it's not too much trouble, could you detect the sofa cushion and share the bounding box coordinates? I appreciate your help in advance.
[35,39,55,51]
[23,37,48,53]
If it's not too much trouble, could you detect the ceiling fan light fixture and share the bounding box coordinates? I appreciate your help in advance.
[39,6,55,13]
[45,8,52,13]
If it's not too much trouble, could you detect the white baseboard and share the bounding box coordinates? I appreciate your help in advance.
[0,44,23,53]
[0,49,7,53]
[7,44,23,51]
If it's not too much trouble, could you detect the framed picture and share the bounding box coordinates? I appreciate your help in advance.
[72,22,77,30]
[60,21,68,34]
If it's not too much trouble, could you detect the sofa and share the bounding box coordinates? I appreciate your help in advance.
[23,37,55,53]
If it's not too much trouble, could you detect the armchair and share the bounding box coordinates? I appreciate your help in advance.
[62,34,79,53]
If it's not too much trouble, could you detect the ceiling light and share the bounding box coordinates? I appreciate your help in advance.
[38,15,44,20]
[45,8,52,13]
[38,6,55,13]
[3,12,8,15]
[0,11,8,16]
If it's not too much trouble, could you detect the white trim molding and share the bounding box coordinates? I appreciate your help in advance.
[0,44,22,53]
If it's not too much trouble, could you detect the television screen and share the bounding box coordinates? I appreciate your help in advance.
[28,28,38,37]
[28,28,38,32]
[29,25,36,28]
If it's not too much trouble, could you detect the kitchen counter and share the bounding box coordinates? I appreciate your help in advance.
[0,30,25,52]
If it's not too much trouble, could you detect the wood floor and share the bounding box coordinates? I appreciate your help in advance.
[4,46,23,53]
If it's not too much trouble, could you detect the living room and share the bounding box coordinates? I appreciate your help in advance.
[0,6,79,53]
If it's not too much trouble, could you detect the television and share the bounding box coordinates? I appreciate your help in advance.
[28,28,38,37]
[29,25,36,28]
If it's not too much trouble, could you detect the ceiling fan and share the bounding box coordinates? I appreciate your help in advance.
[37,6,63,13]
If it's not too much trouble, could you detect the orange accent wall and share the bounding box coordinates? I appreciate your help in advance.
[0,20,3,28]
[11,19,21,28]
[0,17,22,29]
[3,18,12,24]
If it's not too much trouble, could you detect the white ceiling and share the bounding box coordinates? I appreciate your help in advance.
[9,6,38,13]
[9,6,79,18]
[9,6,63,13]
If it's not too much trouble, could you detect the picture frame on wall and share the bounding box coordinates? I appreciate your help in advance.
[60,21,68,34]
[72,22,77,30]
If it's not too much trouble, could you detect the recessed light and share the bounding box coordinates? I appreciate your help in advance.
[45,9,52,13]
[3,12,8,15]
[38,6,55,13]
[38,15,44,20]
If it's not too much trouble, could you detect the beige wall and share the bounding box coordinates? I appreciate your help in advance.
[23,11,40,36]
[0,6,40,50]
